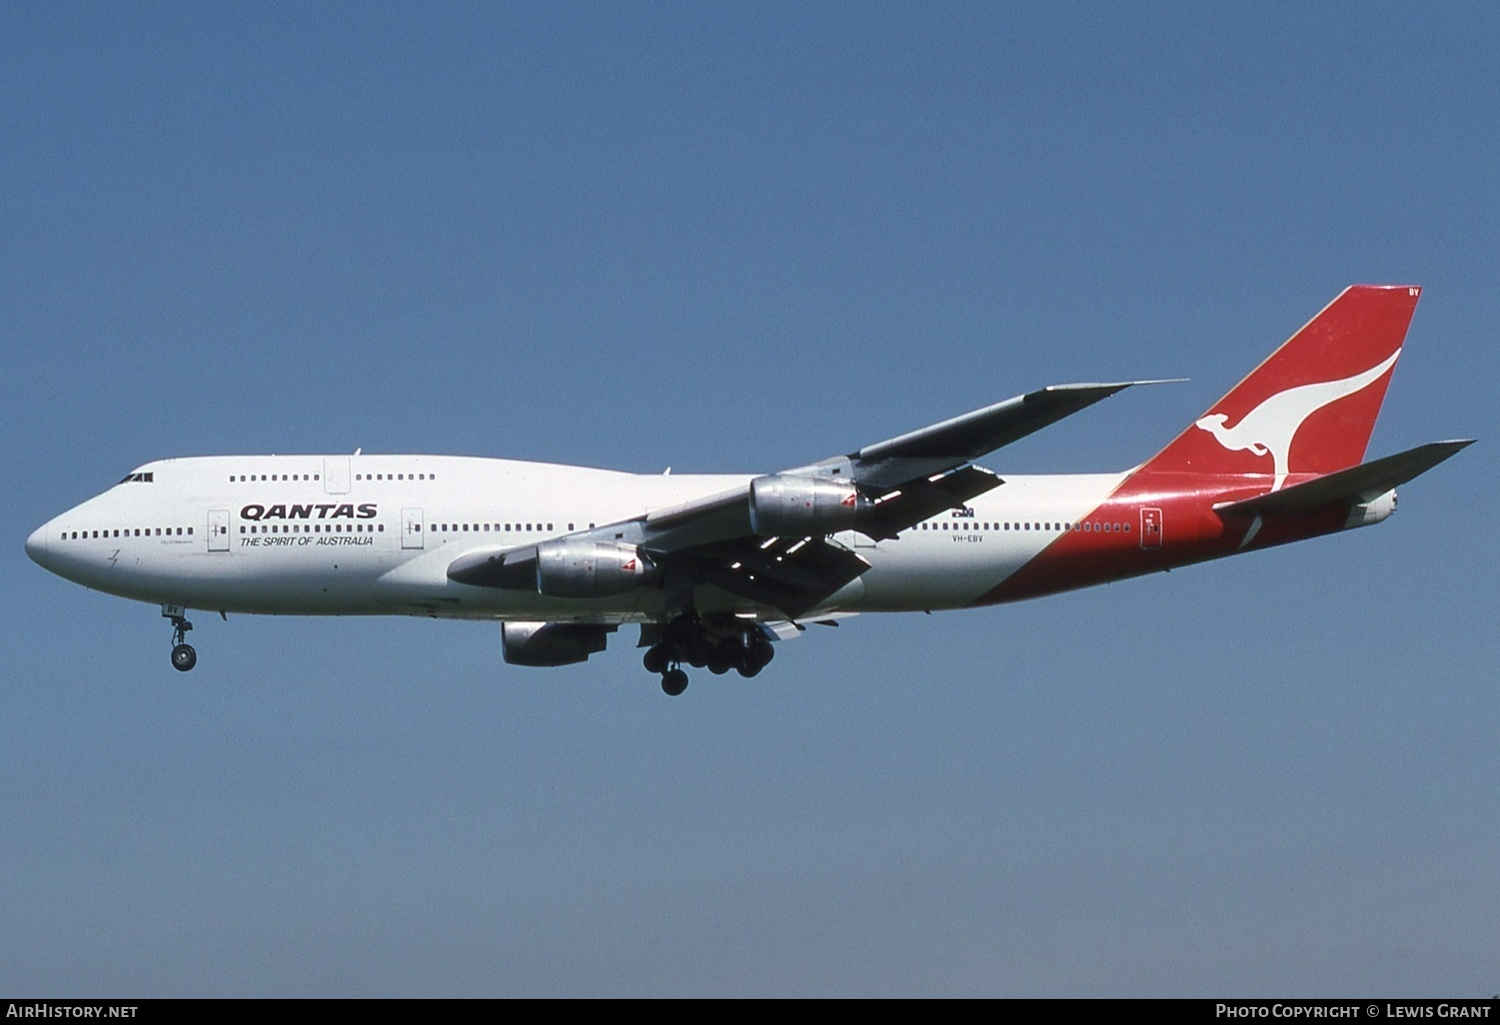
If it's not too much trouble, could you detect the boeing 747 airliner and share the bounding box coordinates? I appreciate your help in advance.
[27,286,1470,694]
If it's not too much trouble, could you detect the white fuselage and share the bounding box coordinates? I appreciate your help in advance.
[26,454,1129,623]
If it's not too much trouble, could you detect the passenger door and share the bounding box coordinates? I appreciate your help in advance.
[401,507,425,550]
[208,509,230,552]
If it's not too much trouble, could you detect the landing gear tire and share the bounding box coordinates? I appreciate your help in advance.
[686,637,712,669]
[737,637,774,677]
[714,637,745,675]
[643,644,669,675]
[665,614,698,645]
[661,668,689,697]
[164,608,197,672]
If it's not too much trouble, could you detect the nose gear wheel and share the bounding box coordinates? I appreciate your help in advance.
[163,607,196,672]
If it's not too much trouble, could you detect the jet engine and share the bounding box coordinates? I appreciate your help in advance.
[534,540,657,599]
[501,621,615,666]
[748,474,871,536]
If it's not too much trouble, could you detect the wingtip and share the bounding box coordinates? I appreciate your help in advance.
[1041,378,1188,394]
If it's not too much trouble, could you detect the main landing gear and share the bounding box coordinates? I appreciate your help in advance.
[163,604,196,672]
[642,613,776,696]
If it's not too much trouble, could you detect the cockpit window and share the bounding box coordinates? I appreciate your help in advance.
[118,472,155,484]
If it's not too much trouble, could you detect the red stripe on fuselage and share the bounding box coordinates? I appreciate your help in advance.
[969,472,1349,606]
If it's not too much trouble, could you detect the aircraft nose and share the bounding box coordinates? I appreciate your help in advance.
[26,523,48,570]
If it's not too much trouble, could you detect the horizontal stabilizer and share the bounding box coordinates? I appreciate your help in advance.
[1215,440,1474,518]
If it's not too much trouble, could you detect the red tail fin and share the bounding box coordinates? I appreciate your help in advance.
[1139,285,1420,489]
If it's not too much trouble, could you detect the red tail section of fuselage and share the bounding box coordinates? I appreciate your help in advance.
[972,285,1422,606]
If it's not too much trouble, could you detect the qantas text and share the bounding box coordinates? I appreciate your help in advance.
[240,503,376,521]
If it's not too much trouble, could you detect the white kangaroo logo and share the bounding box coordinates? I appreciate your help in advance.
[1194,349,1400,491]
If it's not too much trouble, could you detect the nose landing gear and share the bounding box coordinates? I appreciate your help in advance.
[163,604,196,672]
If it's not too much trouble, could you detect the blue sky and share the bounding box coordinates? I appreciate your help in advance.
[3,3,1496,996]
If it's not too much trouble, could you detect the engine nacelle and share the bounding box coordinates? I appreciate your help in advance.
[534,540,657,599]
[501,621,614,667]
[1344,489,1397,529]
[748,474,870,536]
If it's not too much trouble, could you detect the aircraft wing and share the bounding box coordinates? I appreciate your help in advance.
[792,380,1175,490]
[625,380,1158,549]
[450,381,1156,618]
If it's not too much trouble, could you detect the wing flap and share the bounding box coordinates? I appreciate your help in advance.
[861,465,1003,539]
[658,535,870,617]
